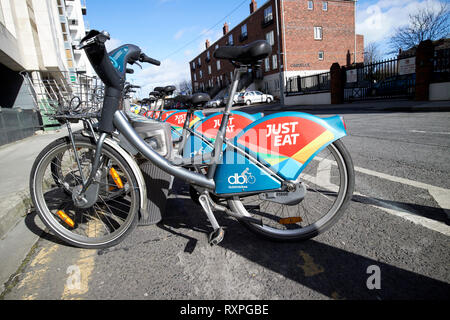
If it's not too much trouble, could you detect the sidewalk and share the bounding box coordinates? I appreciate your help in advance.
[0,124,81,293]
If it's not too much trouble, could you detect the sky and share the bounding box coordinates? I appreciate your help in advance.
[84,0,449,97]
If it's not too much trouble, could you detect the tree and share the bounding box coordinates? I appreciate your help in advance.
[389,2,450,53]
[178,79,192,95]
[365,42,382,64]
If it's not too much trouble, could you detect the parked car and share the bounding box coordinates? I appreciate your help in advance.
[223,93,240,106]
[370,74,416,97]
[237,91,274,105]
[205,98,223,108]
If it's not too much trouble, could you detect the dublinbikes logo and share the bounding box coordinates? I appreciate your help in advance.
[228,168,256,187]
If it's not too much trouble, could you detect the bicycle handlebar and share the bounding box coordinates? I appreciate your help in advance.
[79,29,161,133]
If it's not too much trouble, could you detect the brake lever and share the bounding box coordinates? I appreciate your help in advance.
[134,62,143,69]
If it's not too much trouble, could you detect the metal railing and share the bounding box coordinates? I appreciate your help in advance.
[285,72,330,95]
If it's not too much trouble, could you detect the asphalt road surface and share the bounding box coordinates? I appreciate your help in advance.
[2,105,449,300]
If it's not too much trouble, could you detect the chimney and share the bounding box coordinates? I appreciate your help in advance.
[250,0,257,14]
[223,22,229,35]
[206,39,210,49]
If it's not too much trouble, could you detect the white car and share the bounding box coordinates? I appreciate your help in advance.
[205,98,223,108]
[223,93,240,106]
[237,91,274,105]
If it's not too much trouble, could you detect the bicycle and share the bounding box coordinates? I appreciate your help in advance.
[30,30,355,249]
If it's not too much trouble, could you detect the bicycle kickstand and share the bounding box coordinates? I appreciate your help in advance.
[198,192,225,246]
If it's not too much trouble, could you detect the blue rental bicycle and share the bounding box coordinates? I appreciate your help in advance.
[30,30,355,248]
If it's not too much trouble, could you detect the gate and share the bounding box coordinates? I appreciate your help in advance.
[344,56,416,102]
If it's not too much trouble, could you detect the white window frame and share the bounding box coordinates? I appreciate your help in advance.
[228,34,234,45]
[241,24,247,37]
[264,6,273,23]
[318,51,324,60]
[322,2,328,11]
[272,55,278,70]
[198,57,201,65]
[308,1,314,10]
[200,70,203,79]
[217,60,221,71]
[266,31,274,46]
[207,51,210,59]
[264,57,270,72]
[208,65,212,75]
[192,61,196,69]
[194,73,197,81]
[314,26,323,40]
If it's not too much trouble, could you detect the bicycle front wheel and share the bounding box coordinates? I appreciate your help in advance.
[30,136,140,249]
[228,140,355,241]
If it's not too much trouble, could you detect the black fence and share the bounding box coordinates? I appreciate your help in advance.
[285,72,330,96]
[433,48,450,83]
[344,56,416,101]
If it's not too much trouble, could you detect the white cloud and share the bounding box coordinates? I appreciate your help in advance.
[356,0,446,48]
[130,58,190,98]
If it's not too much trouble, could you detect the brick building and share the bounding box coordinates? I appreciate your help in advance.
[189,0,364,99]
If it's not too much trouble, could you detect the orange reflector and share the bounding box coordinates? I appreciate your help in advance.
[279,217,303,225]
[109,168,124,189]
[57,211,75,228]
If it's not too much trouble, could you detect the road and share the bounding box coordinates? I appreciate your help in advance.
[2,105,449,300]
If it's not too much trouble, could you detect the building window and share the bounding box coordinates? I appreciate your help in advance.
[318,51,324,60]
[241,24,247,37]
[192,62,196,69]
[264,6,273,23]
[208,65,212,75]
[215,44,219,50]
[266,31,274,46]
[228,34,234,46]
[207,51,210,60]
[272,55,278,70]
[200,70,203,79]
[217,60,221,71]
[323,2,328,11]
[194,73,197,81]
[264,57,270,72]
[314,27,323,40]
[308,1,314,10]
[198,57,201,65]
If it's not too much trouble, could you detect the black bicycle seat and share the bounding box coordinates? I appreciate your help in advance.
[154,87,165,93]
[214,40,272,64]
[174,93,210,109]
[164,85,176,96]
[150,91,161,97]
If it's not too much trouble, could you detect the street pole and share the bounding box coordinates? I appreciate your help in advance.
[275,0,285,106]
[354,0,357,64]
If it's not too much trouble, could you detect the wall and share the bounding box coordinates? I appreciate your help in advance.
[284,91,331,106]
[429,82,450,101]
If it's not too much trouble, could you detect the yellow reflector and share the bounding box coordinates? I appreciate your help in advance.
[109,168,124,189]
[57,211,75,228]
[279,217,303,225]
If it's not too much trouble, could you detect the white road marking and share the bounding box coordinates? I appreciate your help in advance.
[307,157,450,236]
[410,130,450,135]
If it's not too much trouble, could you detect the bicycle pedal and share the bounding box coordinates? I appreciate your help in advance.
[208,228,225,246]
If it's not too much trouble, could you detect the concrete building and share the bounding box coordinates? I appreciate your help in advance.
[189,0,364,99]
[0,0,92,145]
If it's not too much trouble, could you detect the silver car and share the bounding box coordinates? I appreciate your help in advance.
[237,91,274,105]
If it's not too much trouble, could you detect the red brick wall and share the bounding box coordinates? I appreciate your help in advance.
[190,0,363,90]
[283,0,359,72]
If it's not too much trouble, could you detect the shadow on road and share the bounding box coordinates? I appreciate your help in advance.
[160,181,450,300]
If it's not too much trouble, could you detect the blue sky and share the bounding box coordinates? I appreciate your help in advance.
[84,0,448,97]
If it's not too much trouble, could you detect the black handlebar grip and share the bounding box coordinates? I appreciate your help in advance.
[140,53,161,66]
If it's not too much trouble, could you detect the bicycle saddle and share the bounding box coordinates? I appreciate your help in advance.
[214,40,272,64]
[164,85,176,96]
[150,91,161,98]
[174,93,210,109]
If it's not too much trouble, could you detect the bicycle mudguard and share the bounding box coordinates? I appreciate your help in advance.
[213,112,347,194]
[182,111,263,159]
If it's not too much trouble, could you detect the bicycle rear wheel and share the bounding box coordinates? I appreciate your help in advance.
[30,136,140,249]
[228,140,355,241]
